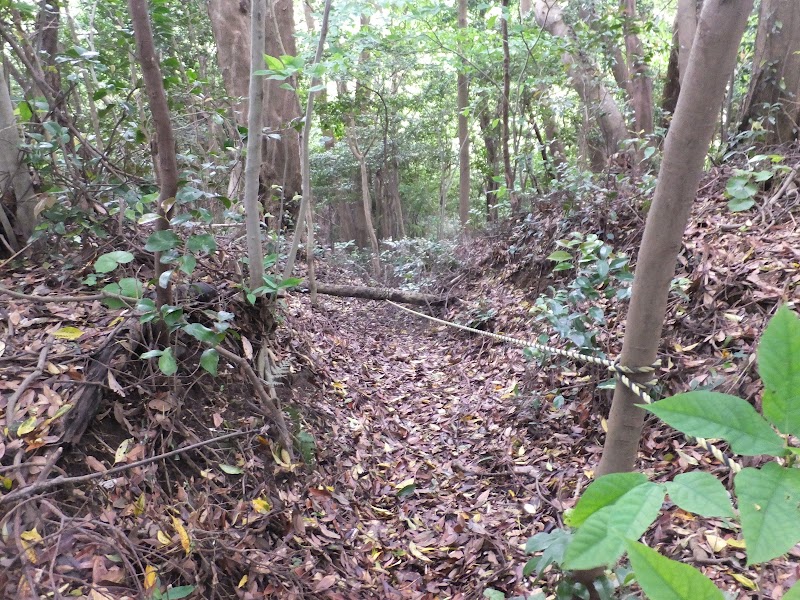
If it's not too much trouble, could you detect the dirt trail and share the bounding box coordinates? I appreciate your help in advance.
[293,294,568,599]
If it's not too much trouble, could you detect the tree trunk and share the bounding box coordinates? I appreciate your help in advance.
[677,0,700,85]
[598,0,754,479]
[0,62,36,246]
[621,0,653,137]
[35,0,61,99]
[243,0,267,289]
[457,0,470,230]
[478,108,500,222]
[128,0,179,311]
[501,0,516,212]
[532,0,629,167]
[207,0,302,215]
[661,18,681,123]
[739,0,800,144]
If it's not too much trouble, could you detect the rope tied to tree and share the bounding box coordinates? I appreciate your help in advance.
[388,301,742,473]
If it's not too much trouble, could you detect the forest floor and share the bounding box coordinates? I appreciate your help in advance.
[2,148,800,599]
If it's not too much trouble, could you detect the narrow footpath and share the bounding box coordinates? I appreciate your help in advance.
[289,294,593,599]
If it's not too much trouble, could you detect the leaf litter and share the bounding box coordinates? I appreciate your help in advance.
[0,150,799,598]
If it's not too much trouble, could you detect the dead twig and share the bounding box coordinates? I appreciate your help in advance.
[5,340,53,425]
[215,345,294,460]
[0,429,252,507]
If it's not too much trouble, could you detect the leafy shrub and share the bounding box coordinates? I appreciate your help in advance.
[514,304,800,600]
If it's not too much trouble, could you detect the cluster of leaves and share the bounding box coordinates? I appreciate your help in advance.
[514,305,800,600]
[723,154,791,212]
[532,232,632,350]
[380,237,459,289]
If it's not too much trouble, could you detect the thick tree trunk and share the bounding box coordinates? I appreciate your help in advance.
[457,0,470,230]
[598,0,754,478]
[207,0,302,213]
[128,0,179,311]
[478,109,500,222]
[739,0,800,144]
[532,0,629,167]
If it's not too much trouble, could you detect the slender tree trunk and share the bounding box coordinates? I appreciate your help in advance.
[128,0,179,310]
[501,0,516,212]
[283,0,332,303]
[622,0,653,138]
[457,0,470,230]
[243,0,267,290]
[598,0,754,478]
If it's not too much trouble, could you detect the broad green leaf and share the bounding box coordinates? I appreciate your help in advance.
[145,230,180,252]
[200,348,219,376]
[186,234,216,254]
[547,250,572,262]
[158,348,177,376]
[523,529,571,577]
[642,392,785,456]
[664,472,734,518]
[735,463,800,564]
[758,306,800,436]
[178,254,197,275]
[220,464,243,475]
[103,278,144,308]
[625,541,724,600]
[140,349,164,359]
[483,590,504,600]
[183,323,220,345]
[563,482,665,570]
[728,197,756,212]
[565,472,648,527]
[94,251,134,273]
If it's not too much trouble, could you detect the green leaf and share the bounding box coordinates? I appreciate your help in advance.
[664,472,734,518]
[547,250,573,262]
[140,349,164,359]
[183,323,220,345]
[200,348,219,376]
[758,305,800,436]
[642,392,786,456]
[625,541,724,600]
[523,529,571,577]
[186,234,216,254]
[483,589,505,600]
[220,463,243,475]
[164,585,196,599]
[178,254,197,275]
[158,347,178,376]
[145,230,181,252]
[727,197,756,212]
[94,251,134,273]
[102,278,144,308]
[783,582,800,600]
[735,462,800,564]
[563,482,665,570]
[565,473,648,527]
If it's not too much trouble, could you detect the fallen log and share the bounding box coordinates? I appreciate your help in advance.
[299,281,450,305]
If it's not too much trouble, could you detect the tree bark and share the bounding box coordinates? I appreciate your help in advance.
[739,0,800,144]
[0,62,36,246]
[243,0,267,289]
[500,0,516,211]
[207,0,302,214]
[676,0,699,86]
[621,0,653,138]
[598,0,754,478]
[532,0,628,167]
[128,0,179,310]
[457,0,470,230]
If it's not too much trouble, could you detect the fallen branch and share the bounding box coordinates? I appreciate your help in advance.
[0,430,252,507]
[299,281,449,305]
[5,341,52,426]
